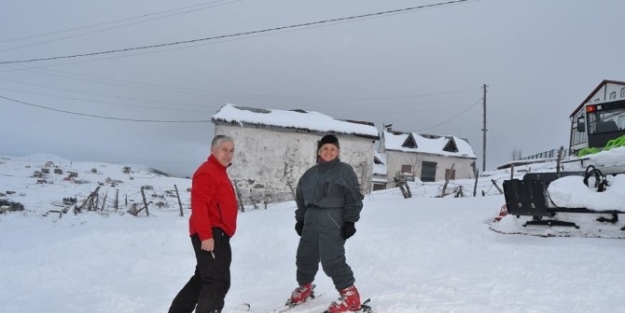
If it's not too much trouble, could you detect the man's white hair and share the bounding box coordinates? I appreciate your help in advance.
[211,134,234,149]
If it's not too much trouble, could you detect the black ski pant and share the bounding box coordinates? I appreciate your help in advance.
[168,228,231,313]
[296,208,355,291]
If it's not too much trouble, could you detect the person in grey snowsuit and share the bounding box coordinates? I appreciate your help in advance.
[288,134,364,313]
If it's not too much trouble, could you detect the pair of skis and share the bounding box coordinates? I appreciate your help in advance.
[270,298,373,313]
[233,292,373,313]
[323,299,373,313]
[268,285,323,313]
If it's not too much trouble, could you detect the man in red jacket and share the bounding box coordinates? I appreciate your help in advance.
[168,134,238,313]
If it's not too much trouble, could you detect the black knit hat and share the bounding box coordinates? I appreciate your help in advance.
[318,134,340,150]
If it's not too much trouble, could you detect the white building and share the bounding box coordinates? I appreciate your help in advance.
[569,79,625,153]
[211,104,379,205]
[380,128,477,187]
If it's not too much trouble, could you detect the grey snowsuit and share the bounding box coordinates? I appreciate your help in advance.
[294,158,363,291]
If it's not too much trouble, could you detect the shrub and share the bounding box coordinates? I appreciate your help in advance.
[0,199,25,213]
[63,197,77,205]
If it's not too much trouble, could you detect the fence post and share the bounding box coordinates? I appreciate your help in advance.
[233,180,246,212]
[473,169,479,197]
[141,186,150,217]
[101,191,108,211]
[439,163,455,197]
[490,179,503,194]
[114,189,119,210]
[174,184,184,217]
[556,146,564,173]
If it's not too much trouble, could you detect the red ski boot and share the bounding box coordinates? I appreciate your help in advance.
[287,283,314,305]
[327,285,361,313]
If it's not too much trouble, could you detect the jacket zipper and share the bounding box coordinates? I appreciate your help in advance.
[326,212,341,229]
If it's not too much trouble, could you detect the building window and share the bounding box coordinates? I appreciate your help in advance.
[610,91,617,99]
[443,139,458,153]
[401,135,418,148]
[444,168,456,180]
[621,87,625,98]
[571,111,587,146]
[401,164,413,174]
[421,161,437,182]
[372,183,386,191]
[572,130,587,146]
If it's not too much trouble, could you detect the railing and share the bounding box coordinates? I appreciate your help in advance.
[520,147,572,160]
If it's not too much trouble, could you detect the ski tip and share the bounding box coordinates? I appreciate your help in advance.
[361,298,373,313]
[225,302,251,312]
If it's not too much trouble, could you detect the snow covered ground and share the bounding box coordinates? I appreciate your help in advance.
[1,149,625,313]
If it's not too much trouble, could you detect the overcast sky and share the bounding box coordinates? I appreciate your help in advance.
[1,0,624,176]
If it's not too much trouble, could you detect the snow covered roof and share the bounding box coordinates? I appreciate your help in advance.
[372,150,387,176]
[212,104,379,139]
[373,163,387,176]
[569,79,625,117]
[374,150,386,165]
[383,129,476,159]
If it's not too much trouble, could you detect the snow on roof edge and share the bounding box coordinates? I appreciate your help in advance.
[212,104,379,139]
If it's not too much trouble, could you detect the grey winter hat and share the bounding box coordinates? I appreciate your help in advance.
[318,134,340,149]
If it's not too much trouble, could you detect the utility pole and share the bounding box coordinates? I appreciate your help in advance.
[482,84,488,172]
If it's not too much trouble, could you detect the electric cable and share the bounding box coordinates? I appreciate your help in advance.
[0,0,477,65]
[0,0,240,46]
[0,94,211,123]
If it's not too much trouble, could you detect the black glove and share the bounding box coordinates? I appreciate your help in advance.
[341,222,356,239]
[295,220,304,236]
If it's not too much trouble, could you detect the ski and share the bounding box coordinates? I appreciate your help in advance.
[223,302,251,312]
[360,299,374,313]
[321,298,373,313]
[268,294,324,313]
[268,286,323,313]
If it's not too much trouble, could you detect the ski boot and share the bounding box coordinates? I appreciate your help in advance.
[327,285,361,313]
[286,283,315,306]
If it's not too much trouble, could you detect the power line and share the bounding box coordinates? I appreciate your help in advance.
[0,30,267,72]
[0,0,240,46]
[0,0,477,65]
[1,65,480,102]
[416,98,481,131]
[0,94,211,123]
[0,87,212,113]
[0,77,216,110]
[0,1,243,53]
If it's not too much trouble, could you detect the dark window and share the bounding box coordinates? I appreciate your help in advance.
[596,120,619,133]
[445,168,456,180]
[401,164,413,174]
[421,161,437,182]
[401,135,418,148]
[621,87,625,98]
[372,184,386,191]
[610,91,617,99]
[443,139,458,153]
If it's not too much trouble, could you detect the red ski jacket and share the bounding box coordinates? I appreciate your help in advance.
[189,155,238,240]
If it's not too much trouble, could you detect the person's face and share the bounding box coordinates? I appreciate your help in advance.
[318,143,339,162]
[212,140,235,167]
